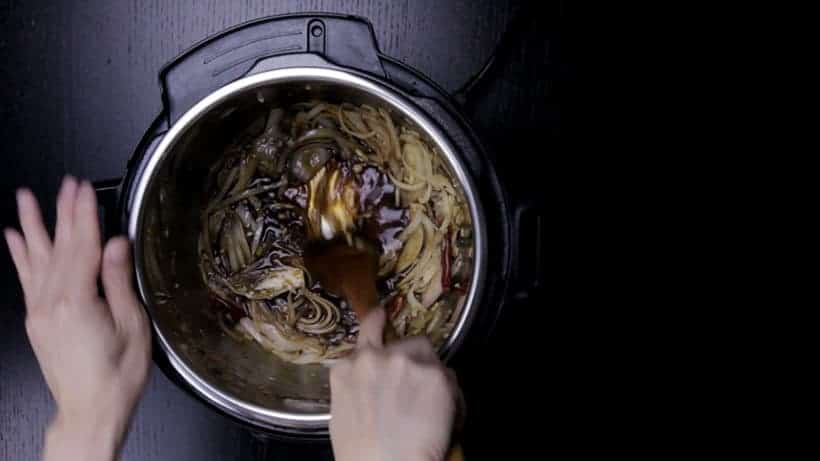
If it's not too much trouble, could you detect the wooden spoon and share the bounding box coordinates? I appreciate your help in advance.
[303,238,463,461]
[303,238,398,343]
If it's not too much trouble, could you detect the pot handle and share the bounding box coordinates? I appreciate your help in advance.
[510,201,545,302]
[93,178,122,241]
[160,13,387,125]
[245,431,334,460]
[245,426,461,460]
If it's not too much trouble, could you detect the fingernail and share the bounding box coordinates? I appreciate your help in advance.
[15,188,30,203]
[3,228,15,246]
[84,182,98,202]
[58,176,72,196]
[61,175,72,189]
[105,237,129,263]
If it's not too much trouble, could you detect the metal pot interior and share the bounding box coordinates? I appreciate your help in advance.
[132,69,485,431]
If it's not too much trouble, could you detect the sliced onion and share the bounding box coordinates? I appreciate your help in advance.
[419,183,432,204]
[250,217,264,257]
[222,225,238,273]
[406,290,423,311]
[209,182,283,211]
[265,108,284,134]
[396,226,423,273]
[214,167,239,202]
[425,302,445,335]
[233,215,251,267]
[338,104,376,139]
[378,252,398,277]
[199,102,471,365]
[239,317,265,343]
[225,266,304,299]
[297,291,340,336]
[230,154,258,197]
[421,261,443,308]
[380,108,401,163]
[387,171,426,191]
[304,103,327,121]
[399,207,423,240]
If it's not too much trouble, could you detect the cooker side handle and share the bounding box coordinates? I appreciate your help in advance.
[160,14,387,124]
[510,201,545,302]
[93,178,122,241]
[93,114,168,242]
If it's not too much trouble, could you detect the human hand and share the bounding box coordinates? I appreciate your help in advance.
[329,308,460,461]
[4,177,152,461]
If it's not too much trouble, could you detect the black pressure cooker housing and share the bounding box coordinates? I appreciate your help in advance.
[98,13,535,441]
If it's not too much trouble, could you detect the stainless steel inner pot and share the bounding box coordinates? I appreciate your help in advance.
[127,67,486,433]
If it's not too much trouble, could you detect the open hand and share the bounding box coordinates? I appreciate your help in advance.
[329,308,460,461]
[4,177,151,461]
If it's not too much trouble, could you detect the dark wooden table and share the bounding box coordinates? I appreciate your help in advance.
[1,1,560,459]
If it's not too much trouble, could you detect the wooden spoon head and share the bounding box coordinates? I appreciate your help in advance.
[303,238,379,319]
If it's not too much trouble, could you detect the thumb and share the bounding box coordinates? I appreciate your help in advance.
[357,307,386,348]
[102,237,147,336]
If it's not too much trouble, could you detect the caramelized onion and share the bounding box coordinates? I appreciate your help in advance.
[197,101,471,364]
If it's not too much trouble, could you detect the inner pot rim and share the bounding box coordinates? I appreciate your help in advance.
[127,67,487,431]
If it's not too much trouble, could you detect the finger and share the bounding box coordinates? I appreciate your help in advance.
[357,307,386,348]
[74,181,101,249]
[120,317,152,389]
[102,237,147,336]
[70,181,102,292]
[385,335,438,363]
[53,176,79,254]
[328,358,352,391]
[4,228,31,288]
[16,188,52,265]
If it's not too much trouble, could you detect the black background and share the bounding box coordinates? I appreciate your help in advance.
[2,1,562,459]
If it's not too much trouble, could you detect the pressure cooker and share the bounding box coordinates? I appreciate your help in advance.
[95,13,542,441]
